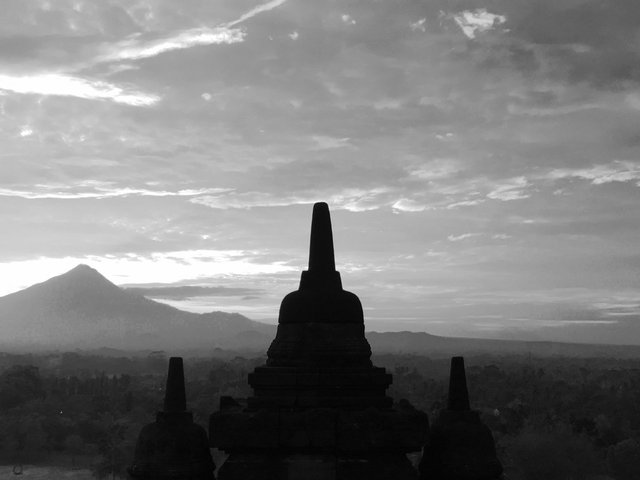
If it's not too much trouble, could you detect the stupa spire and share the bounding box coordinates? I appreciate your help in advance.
[308,202,336,272]
[419,356,503,480]
[267,202,368,367]
[447,356,471,411]
[164,357,187,413]
[128,357,215,480]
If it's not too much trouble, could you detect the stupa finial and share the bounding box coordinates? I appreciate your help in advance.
[308,202,336,272]
[129,357,216,479]
[419,356,503,479]
[164,357,187,413]
[447,356,471,411]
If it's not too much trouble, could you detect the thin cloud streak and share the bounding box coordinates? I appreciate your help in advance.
[0,0,288,106]
[452,9,507,40]
[0,73,159,106]
[92,0,287,66]
[226,0,288,28]
[97,27,245,64]
[544,161,640,186]
[448,233,481,242]
[124,285,264,300]
[0,186,231,200]
[191,187,391,212]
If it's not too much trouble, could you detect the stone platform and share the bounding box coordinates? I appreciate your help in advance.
[211,400,427,480]
[247,366,393,409]
[212,400,425,453]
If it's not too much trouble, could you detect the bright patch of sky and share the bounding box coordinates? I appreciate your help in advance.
[0,74,159,106]
[410,18,426,33]
[453,9,506,39]
[0,251,295,297]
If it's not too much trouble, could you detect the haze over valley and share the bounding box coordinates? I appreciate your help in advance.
[1,265,639,359]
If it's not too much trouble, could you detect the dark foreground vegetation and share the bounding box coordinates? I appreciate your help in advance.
[0,351,638,480]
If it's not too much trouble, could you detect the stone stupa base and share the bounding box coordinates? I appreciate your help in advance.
[217,452,418,480]
[211,399,427,480]
[247,365,393,409]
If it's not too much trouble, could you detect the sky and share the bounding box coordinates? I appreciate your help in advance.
[1,0,640,344]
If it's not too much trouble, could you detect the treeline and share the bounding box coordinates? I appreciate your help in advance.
[378,354,640,480]
[0,352,639,479]
[0,353,259,479]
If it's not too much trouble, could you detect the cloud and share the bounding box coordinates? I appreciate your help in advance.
[445,232,511,242]
[225,0,288,28]
[453,9,506,39]
[545,161,640,186]
[87,0,287,65]
[467,0,640,88]
[410,18,426,33]
[447,233,481,242]
[0,73,159,106]
[391,198,430,213]
[96,27,245,63]
[2,0,640,342]
[19,126,33,137]
[446,199,485,209]
[124,285,264,300]
[191,188,392,212]
[310,135,352,150]
[407,159,461,181]
[0,184,231,200]
[0,0,289,108]
[341,14,357,25]
[486,177,530,201]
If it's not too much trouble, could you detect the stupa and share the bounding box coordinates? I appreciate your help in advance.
[129,357,216,480]
[210,202,428,480]
[419,357,503,480]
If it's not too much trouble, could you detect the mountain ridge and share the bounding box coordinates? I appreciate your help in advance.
[1,266,639,358]
[365,331,640,359]
[0,265,275,351]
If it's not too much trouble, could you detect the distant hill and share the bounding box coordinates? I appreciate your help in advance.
[0,265,275,352]
[1,265,638,358]
[366,331,640,359]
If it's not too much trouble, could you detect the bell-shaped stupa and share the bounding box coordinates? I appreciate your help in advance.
[266,202,372,368]
[419,357,503,480]
[128,357,216,480]
[210,202,428,480]
[247,202,391,409]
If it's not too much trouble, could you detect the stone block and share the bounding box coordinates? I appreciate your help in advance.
[210,409,278,450]
[279,409,337,449]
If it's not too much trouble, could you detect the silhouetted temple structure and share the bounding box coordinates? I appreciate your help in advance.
[419,357,503,480]
[210,202,428,479]
[129,357,216,480]
[129,203,504,480]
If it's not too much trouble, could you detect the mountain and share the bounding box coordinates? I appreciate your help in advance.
[0,265,275,351]
[366,331,640,359]
[2,265,638,358]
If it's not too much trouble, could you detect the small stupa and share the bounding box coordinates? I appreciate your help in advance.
[210,202,428,480]
[129,357,216,480]
[419,357,503,480]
